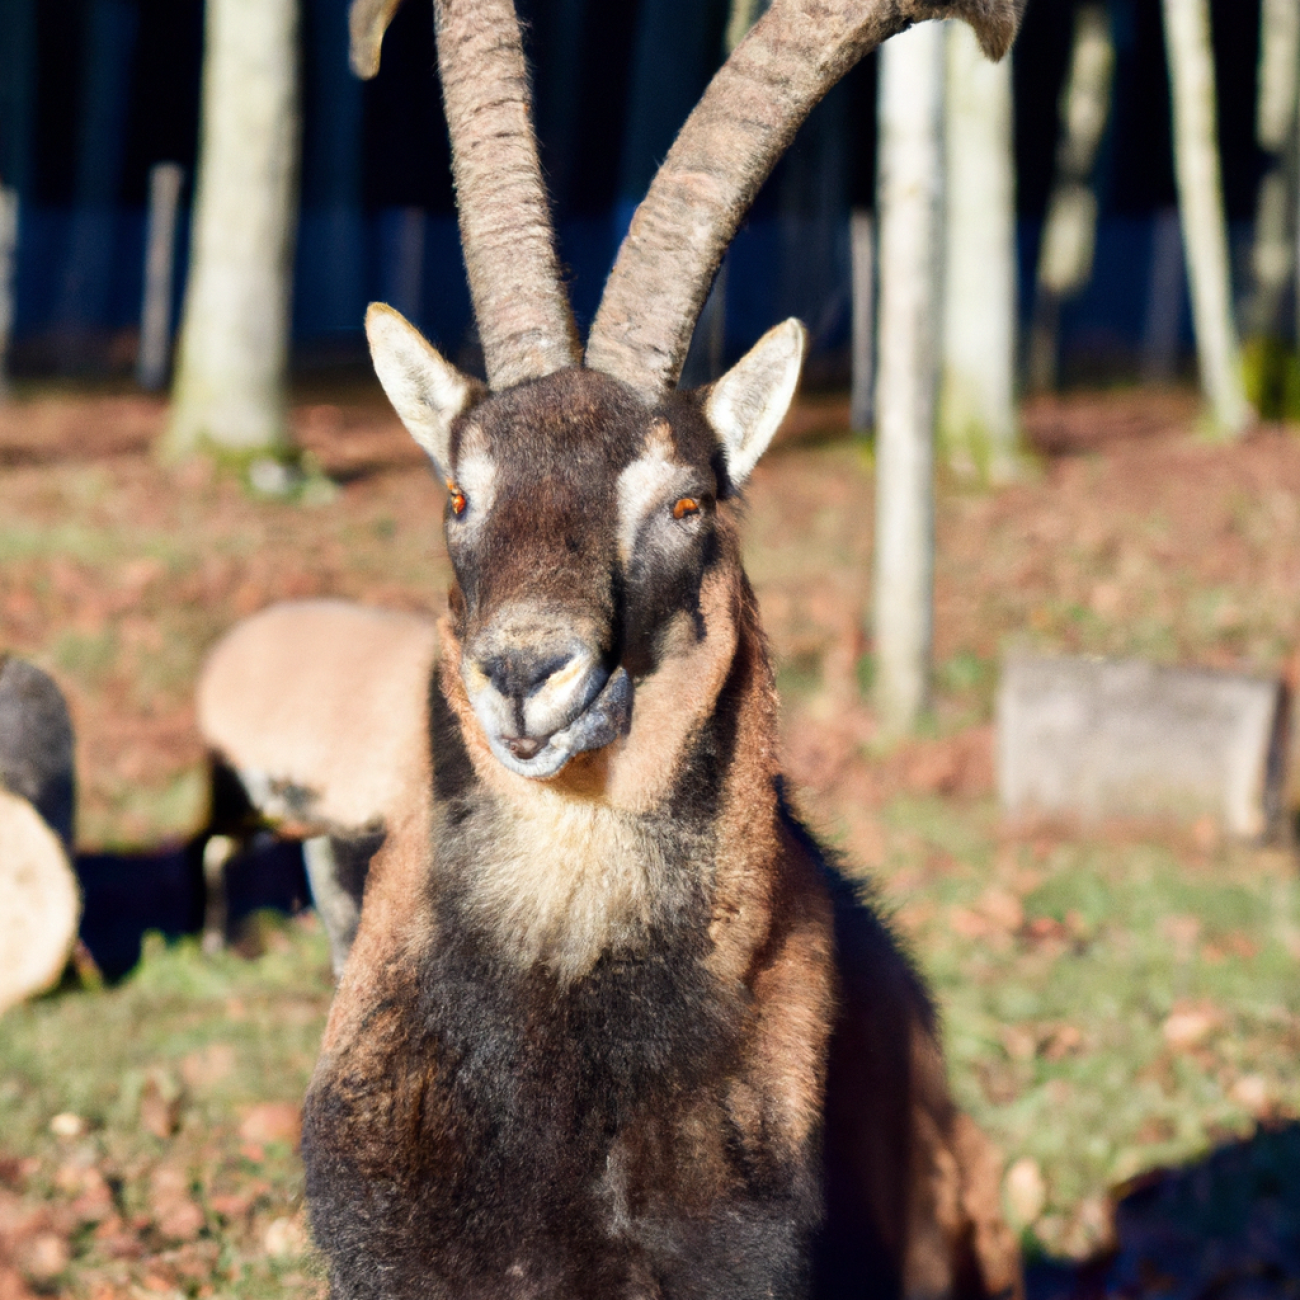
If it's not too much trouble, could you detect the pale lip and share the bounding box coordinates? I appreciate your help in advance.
[484,667,634,780]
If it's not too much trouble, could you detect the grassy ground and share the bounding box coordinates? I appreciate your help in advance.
[1,385,1298,1293]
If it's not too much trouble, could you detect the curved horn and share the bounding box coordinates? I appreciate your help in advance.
[435,0,579,388]
[585,0,1027,400]
[348,0,406,78]
[350,0,579,390]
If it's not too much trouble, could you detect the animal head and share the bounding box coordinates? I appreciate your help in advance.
[368,304,804,780]
[352,0,1026,782]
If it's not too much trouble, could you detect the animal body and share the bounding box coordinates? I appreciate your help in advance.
[304,0,1027,1296]
[196,599,438,971]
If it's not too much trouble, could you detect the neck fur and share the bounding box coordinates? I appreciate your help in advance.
[429,545,780,983]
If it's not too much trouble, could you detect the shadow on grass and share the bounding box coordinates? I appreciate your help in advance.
[1029,1122,1300,1299]
[74,836,309,981]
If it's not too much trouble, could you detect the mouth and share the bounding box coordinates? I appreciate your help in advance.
[486,667,634,780]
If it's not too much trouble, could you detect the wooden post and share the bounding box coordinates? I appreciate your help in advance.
[0,185,17,401]
[940,20,1019,482]
[137,162,185,391]
[850,207,875,434]
[873,21,944,737]
[1161,0,1252,436]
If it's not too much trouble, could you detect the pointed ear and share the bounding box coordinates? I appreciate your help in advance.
[365,303,482,479]
[702,318,807,490]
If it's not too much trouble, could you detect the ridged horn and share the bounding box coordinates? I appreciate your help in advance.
[350,0,580,390]
[585,0,1027,400]
[348,0,405,78]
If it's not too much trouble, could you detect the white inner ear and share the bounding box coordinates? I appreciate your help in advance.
[365,302,480,479]
[703,318,807,489]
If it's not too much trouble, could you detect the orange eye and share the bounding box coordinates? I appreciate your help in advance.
[672,497,699,520]
[448,484,467,517]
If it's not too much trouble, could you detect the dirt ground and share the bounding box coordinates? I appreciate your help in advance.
[2,382,1299,1297]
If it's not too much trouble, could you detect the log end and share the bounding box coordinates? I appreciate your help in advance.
[0,786,81,1015]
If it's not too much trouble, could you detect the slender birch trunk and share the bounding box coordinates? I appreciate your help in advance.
[137,162,184,391]
[850,208,875,433]
[940,20,1019,482]
[0,185,17,401]
[1244,0,1300,414]
[1027,4,1113,392]
[166,0,300,458]
[1162,0,1252,437]
[873,22,944,737]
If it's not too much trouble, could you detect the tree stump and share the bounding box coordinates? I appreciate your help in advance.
[998,655,1289,840]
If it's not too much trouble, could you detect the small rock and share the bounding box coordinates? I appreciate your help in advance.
[48,1113,85,1139]
[1005,1156,1047,1226]
[263,1214,309,1259]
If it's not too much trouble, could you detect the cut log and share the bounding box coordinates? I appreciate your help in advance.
[0,656,76,853]
[998,655,1289,840]
[0,786,80,1014]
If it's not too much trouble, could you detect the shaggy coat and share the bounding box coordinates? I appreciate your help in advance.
[302,366,1018,1299]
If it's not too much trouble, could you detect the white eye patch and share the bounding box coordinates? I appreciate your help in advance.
[451,424,498,534]
[615,423,693,564]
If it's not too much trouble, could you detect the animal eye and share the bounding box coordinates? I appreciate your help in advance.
[447,483,468,517]
[672,497,699,520]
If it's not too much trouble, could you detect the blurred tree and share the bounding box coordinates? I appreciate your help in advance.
[873,21,944,737]
[1243,0,1299,417]
[1161,0,1251,436]
[0,0,34,398]
[940,20,1019,482]
[54,0,138,372]
[1027,3,1113,393]
[0,184,15,401]
[165,0,299,463]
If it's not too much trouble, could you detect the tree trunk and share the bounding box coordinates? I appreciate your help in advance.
[1161,0,1252,437]
[850,207,875,433]
[872,21,943,737]
[1026,4,1113,393]
[1243,0,1299,415]
[940,20,1018,482]
[0,184,16,401]
[137,162,185,391]
[165,0,300,458]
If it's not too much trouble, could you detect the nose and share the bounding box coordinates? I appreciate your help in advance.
[480,651,576,703]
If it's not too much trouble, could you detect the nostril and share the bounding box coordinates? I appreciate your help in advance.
[506,736,545,760]
[480,652,576,700]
